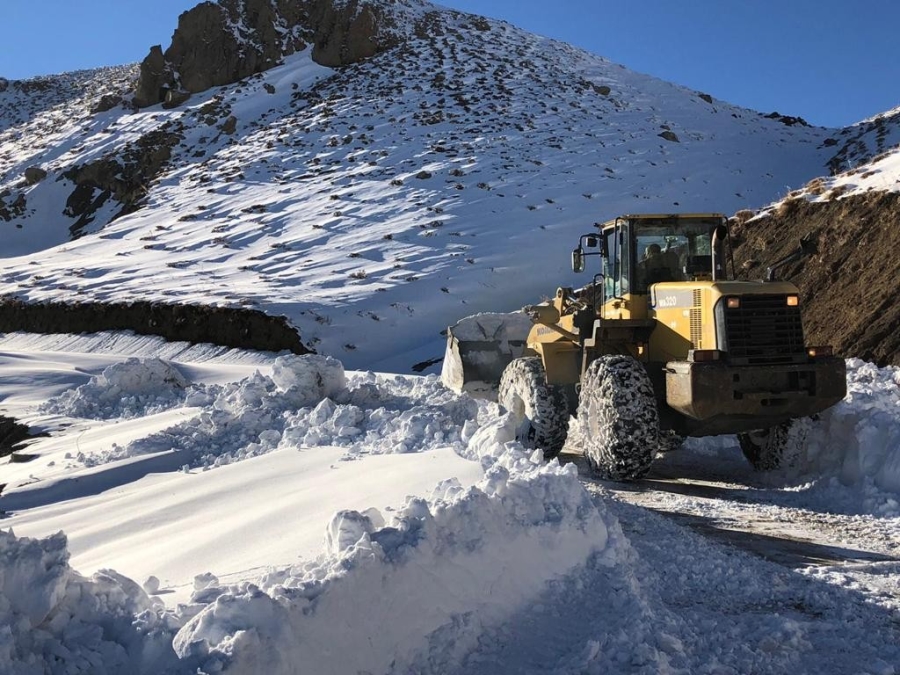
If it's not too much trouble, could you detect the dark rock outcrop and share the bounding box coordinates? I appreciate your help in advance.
[91,93,125,113]
[133,0,420,108]
[0,190,27,222]
[62,124,183,234]
[133,46,169,108]
[763,111,810,127]
[24,166,47,185]
[0,299,310,355]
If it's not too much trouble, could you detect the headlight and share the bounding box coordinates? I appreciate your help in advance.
[807,346,833,358]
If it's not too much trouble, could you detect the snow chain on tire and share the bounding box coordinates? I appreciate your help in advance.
[574,354,659,481]
[738,418,811,471]
[498,357,570,458]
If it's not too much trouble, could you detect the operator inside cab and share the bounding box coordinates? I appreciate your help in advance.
[636,242,678,290]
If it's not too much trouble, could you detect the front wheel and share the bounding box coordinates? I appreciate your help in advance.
[572,354,659,480]
[498,357,570,458]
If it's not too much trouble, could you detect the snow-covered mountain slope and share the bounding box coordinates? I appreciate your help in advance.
[754,105,900,206]
[0,3,858,372]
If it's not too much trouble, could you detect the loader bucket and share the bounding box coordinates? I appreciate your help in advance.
[441,312,534,399]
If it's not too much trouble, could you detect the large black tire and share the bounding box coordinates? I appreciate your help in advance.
[738,419,809,470]
[574,355,659,480]
[498,357,570,458]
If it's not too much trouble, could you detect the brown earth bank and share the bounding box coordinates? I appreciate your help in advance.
[0,300,309,355]
[730,191,900,366]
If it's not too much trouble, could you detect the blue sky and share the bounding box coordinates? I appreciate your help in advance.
[2,0,897,127]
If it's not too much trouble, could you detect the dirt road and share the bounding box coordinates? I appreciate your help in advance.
[564,440,900,608]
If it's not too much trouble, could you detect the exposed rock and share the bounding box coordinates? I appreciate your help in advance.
[63,125,183,234]
[133,0,421,107]
[698,92,713,104]
[764,111,810,127]
[163,89,192,109]
[0,191,27,222]
[220,115,237,134]
[133,46,168,108]
[658,130,679,143]
[0,77,8,93]
[24,166,48,185]
[0,415,40,458]
[825,112,900,175]
[307,0,385,67]
[11,78,52,95]
[91,93,124,113]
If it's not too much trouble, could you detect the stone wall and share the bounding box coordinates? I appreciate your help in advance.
[0,300,309,355]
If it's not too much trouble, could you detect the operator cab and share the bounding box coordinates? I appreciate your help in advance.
[607,213,728,295]
[572,213,729,311]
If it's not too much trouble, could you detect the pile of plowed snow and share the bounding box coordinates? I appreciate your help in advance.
[1,420,612,675]
[3,351,900,674]
[788,358,900,515]
[46,354,482,468]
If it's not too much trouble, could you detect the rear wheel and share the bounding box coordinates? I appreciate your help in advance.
[738,419,809,470]
[498,357,569,458]
[574,354,659,480]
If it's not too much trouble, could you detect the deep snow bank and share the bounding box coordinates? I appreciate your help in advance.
[799,358,900,511]
[50,354,900,502]
[0,529,179,674]
[40,357,189,420]
[1,439,612,675]
[173,439,611,675]
[5,353,615,675]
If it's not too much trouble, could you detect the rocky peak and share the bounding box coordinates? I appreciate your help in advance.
[134,0,435,108]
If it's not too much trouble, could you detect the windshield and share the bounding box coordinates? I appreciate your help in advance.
[633,220,718,292]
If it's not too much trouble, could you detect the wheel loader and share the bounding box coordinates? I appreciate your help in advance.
[441,213,847,480]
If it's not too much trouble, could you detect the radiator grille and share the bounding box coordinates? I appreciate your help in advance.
[690,289,703,347]
[690,309,703,347]
[724,294,805,364]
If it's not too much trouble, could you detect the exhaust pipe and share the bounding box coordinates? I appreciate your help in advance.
[711,223,728,281]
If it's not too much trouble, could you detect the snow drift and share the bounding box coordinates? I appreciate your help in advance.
[173,446,611,675]
[3,344,900,674]
[1,442,613,675]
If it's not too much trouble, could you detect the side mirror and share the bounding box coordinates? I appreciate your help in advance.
[585,235,598,248]
[572,246,585,273]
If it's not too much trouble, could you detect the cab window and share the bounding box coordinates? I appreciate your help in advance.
[602,225,630,297]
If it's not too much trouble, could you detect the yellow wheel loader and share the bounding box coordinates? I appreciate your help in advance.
[442,213,846,480]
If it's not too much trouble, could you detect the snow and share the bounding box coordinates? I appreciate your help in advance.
[1,1,900,672]
[1,333,899,674]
